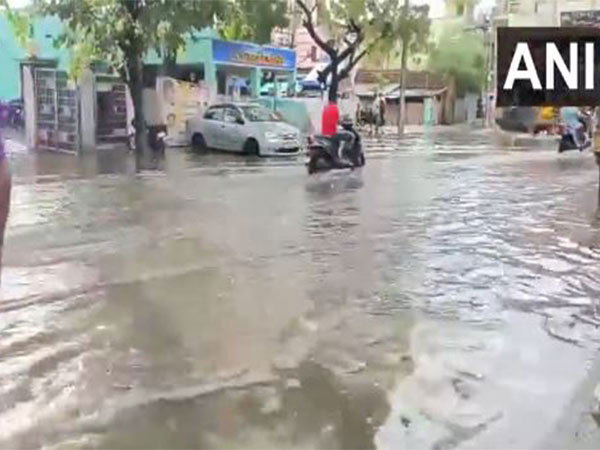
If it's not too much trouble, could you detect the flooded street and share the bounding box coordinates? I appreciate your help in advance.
[2,127,600,449]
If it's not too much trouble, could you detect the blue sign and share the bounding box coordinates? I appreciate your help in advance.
[212,39,296,71]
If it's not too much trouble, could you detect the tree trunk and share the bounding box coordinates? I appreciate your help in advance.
[397,0,411,136]
[397,37,408,136]
[127,53,148,172]
[596,153,600,211]
[328,59,339,103]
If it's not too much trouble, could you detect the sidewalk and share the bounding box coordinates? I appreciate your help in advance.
[358,122,488,137]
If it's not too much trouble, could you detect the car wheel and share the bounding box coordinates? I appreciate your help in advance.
[243,139,260,156]
[307,156,318,174]
[192,133,207,152]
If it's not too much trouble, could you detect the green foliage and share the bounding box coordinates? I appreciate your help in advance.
[428,23,485,95]
[217,0,254,42]
[217,0,288,44]
[152,0,223,62]
[446,0,476,17]
[362,0,431,70]
[306,0,429,66]
[1,0,35,55]
[33,0,223,80]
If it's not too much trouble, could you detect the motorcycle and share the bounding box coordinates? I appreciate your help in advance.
[128,123,167,159]
[306,123,365,175]
[8,99,24,130]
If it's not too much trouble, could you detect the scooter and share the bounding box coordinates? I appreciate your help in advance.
[559,127,590,152]
[306,123,365,175]
[128,123,167,159]
[558,112,592,153]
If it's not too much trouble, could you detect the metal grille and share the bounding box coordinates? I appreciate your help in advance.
[35,69,80,153]
[95,77,128,147]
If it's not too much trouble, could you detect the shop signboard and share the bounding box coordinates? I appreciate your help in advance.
[212,39,296,70]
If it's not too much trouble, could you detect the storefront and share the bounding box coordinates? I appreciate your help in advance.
[208,39,297,101]
[144,36,297,146]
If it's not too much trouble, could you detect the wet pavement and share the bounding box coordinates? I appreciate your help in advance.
[2,127,600,449]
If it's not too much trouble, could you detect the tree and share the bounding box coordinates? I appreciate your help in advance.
[217,0,288,44]
[296,0,395,103]
[428,23,485,97]
[217,1,254,42]
[446,0,476,20]
[0,0,35,56]
[393,0,430,136]
[360,0,430,135]
[152,0,224,76]
[32,0,219,169]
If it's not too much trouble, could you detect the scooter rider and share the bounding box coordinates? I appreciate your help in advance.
[561,106,588,150]
[329,116,356,168]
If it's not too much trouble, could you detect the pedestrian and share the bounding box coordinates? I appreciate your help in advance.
[0,129,11,279]
[372,92,386,135]
[378,93,386,129]
[370,93,379,136]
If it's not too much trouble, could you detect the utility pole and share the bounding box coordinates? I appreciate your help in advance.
[397,0,409,137]
[289,0,297,49]
[481,26,489,128]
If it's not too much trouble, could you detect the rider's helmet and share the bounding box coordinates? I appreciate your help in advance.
[340,115,354,130]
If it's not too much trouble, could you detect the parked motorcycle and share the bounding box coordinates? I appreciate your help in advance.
[0,102,9,128]
[307,119,365,175]
[128,122,167,159]
[8,99,24,130]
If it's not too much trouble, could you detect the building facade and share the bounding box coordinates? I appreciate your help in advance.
[498,0,600,26]
[271,0,329,74]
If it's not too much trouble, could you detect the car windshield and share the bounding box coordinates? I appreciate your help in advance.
[240,106,281,122]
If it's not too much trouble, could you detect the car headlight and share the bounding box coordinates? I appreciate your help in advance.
[265,131,280,143]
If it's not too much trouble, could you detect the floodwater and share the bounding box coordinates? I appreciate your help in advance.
[2,128,600,449]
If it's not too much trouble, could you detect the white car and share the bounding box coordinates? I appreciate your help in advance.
[186,103,302,156]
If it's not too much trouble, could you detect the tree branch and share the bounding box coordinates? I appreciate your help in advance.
[348,18,361,35]
[338,36,382,81]
[316,30,365,85]
[296,0,335,57]
[338,32,363,62]
[338,51,365,81]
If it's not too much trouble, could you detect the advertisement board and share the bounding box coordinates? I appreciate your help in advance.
[212,39,296,70]
[157,77,210,146]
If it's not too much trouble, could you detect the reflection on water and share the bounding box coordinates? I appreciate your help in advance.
[2,128,600,449]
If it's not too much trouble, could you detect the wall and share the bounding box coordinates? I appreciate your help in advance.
[452,93,478,124]
[0,14,69,100]
[260,96,356,136]
[0,18,217,101]
[387,102,425,126]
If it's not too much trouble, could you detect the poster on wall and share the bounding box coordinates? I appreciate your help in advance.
[157,77,210,146]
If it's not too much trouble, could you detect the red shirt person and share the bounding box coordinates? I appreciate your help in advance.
[321,102,339,136]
